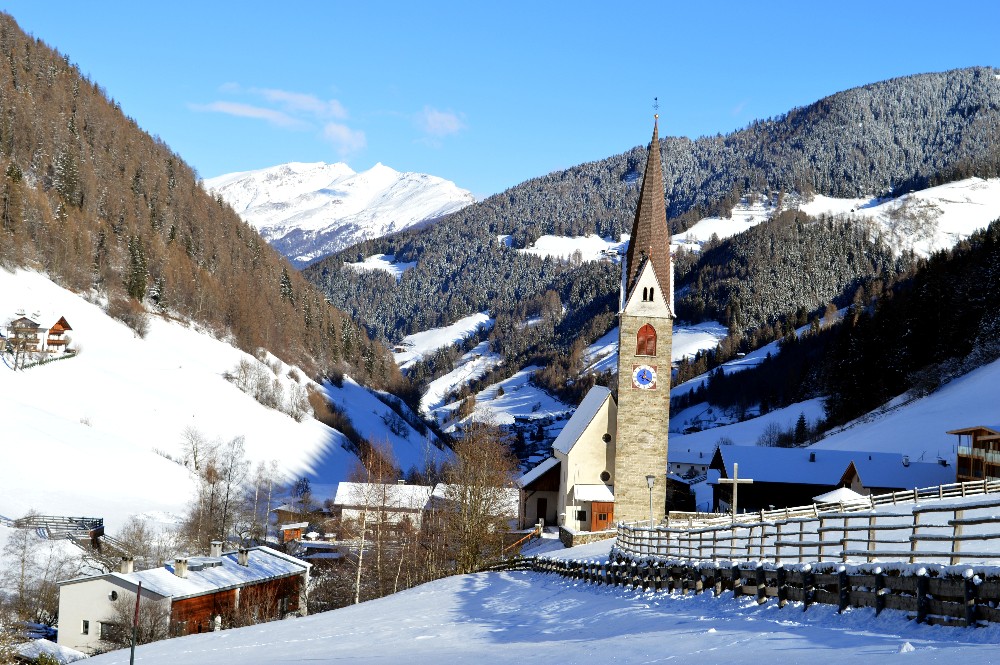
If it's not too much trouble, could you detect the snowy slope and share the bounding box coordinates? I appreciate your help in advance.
[0,269,438,530]
[672,177,1000,258]
[82,568,1000,664]
[203,162,474,266]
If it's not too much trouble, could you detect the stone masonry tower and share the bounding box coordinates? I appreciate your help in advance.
[613,116,673,524]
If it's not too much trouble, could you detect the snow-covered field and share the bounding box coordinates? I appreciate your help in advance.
[517,233,627,262]
[343,253,417,281]
[393,311,493,370]
[204,161,474,266]
[672,177,1000,258]
[83,566,1000,665]
[0,269,423,531]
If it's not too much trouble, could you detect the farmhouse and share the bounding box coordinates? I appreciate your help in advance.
[5,314,73,354]
[950,425,1000,482]
[57,543,309,654]
[707,445,954,513]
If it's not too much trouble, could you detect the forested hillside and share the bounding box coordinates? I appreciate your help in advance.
[674,217,1000,432]
[0,14,399,388]
[307,68,1000,371]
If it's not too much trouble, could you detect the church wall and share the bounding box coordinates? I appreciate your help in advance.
[557,396,616,531]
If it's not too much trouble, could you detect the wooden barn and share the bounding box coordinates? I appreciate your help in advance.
[57,543,309,653]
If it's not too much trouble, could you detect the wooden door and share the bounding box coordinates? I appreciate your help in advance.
[591,502,614,531]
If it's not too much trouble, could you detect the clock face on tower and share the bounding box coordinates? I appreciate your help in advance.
[631,364,657,390]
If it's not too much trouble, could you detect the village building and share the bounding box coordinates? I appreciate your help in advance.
[706,445,954,513]
[519,118,673,537]
[5,314,73,355]
[949,425,1000,482]
[331,482,435,532]
[57,544,309,654]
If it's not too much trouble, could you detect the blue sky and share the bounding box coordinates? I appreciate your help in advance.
[5,1,998,199]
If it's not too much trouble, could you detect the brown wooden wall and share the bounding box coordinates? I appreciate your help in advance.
[171,589,237,635]
[169,575,304,635]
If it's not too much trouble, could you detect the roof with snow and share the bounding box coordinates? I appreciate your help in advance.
[59,546,309,601]
[712,446,953,490]
[574,484,615,502]
[16,638,87,664]
[552,385,612,456]
[811,487,867,503]
[333,482,434,511]
[518,456,560,487]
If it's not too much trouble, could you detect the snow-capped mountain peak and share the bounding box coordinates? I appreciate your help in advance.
[203,161,474,267]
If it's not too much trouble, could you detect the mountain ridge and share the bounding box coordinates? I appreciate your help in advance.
[204,161,475,267]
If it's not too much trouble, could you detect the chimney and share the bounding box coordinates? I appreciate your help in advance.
[809,452,816,463]
[237,548,250,567]
[174,558,188,578]
[119,556,134,575]
[902,455,910,467]
[210,541,223,558]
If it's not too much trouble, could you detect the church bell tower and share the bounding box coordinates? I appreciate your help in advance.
[613,116,673,524]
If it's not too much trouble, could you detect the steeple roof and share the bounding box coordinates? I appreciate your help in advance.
[623,117,671,304]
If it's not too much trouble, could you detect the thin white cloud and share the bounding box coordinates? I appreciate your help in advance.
[252,88,348,120]
[191,101,308,129]
[323,122,366,155]
[417,106,466,138]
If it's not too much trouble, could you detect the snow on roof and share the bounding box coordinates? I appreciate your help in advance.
[574,484,615,502]
[84,546,309,600]
[518,456,559,487]
[430,483,519,516]
[333,482,434,511]
[16,638,87,664]
[812,487,867,503]
[279,522,310,530]
[946,424,1000,436]
[552,386,612,456]
[714,446,953,490]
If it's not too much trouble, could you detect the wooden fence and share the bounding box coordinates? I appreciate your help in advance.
[616,479,1000,566]
[527,556,996,627]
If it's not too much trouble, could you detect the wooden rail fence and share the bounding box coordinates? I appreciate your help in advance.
[616,479,1000,566]
[526,556,996,627]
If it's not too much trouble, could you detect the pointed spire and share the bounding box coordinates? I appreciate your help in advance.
[623,116,671,304]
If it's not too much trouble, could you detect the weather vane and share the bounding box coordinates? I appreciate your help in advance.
[653,96,659,119]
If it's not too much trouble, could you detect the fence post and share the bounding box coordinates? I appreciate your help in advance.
[951,508,964,566]
[803,566,815,612]
[874,567,886,617]
[756,565,766,605]
[713,563,723,597]
[964,570,978,627]
[910,511,921,565]
[777,566,787,609]
[916,571,929,624]
[732,564,742,599]
[838,568,849,613]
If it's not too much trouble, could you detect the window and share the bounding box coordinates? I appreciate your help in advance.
[81,620,89,635]
[636,324,656,356]
[641,287,654,302]
[598,512,609,522]
[576,510,587,522]
[600,470,611,482]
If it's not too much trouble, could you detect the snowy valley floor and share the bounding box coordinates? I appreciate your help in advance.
[87,569,1000,664]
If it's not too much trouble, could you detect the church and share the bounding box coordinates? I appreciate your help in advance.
[519,117,673,535]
